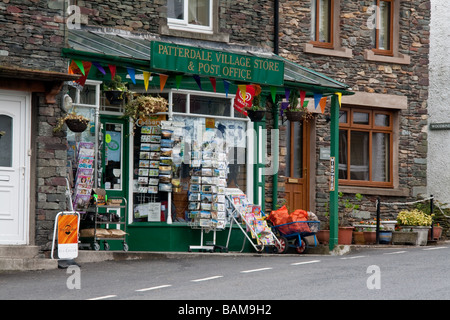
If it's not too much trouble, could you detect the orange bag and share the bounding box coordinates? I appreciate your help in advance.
[288,209,310,233]
[267,205,290,234]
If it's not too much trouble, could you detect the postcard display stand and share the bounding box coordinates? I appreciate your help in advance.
[187,126,228,252]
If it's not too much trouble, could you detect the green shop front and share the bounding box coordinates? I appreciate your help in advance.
[63,29,351,252]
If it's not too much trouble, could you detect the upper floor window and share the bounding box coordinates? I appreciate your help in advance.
[168,0,213,33]
[311,0,334,48]
[372,0,393,56]
[338,107,393,188]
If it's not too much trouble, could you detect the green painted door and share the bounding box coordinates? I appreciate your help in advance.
[99,115,129,250]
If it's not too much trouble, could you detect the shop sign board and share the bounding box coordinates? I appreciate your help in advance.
[51,212,80,260]
[150,41,284,86]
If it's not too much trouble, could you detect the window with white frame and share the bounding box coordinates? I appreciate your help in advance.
[167,0,213,33]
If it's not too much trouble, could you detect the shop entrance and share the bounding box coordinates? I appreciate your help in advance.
[285,120,309,212]
[100,115,129,207]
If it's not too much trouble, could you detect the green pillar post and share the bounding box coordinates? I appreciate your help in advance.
[329,94,339,251]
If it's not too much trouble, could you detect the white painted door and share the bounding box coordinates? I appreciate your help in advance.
[0,91,30,245]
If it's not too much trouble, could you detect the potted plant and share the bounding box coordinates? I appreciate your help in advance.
[353,226,365,245]
[395,209,433,246]
[284,89,313,122]
[103,75,128,105]
[337,192,362,244]
[429,223,443,241]
[316,211,330,244]
[53,110,90,133]
[246,94,265,122]
[353,220,377,244]
[124,94,168,130]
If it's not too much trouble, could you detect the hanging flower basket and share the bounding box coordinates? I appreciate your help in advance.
[247,109,265,122]
[125,94,168,131]
[105,90,126,105]
[65,118,89,133]
[285,110,305,122]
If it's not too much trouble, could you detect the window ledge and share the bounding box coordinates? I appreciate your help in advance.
[339,185,409,197]
[364,49,411,65]
[304,43,353,59]
[160,25,230,43]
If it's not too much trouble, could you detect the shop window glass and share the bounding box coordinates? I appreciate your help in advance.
[172,93,187,113]
[0,115,12,167]
[190,95,230,117]
[104,123,123,190]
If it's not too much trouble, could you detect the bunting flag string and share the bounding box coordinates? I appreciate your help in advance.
[126,67,136,85]
[92,62,106,75]
[108,65,116,80]
[223,80,230,97]
[319,96,327,114]
[68,60,92,87]
[73,60,85,76]
[313,92,323,109]
[159,74,168,91]
[143,71,151,91]
[193,75,202,90]
[335,92,342,107]
[238,84,246,101]
[300,90,306,109]
[176,75,182,90]
[209,77,216,92]
[270,86,277,103]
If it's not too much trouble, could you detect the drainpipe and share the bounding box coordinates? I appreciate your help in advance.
[329,95,339,250]
[272,0,280,210]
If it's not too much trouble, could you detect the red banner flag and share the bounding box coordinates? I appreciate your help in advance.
[233,85,256,116]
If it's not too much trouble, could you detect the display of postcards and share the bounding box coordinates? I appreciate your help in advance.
[201,168,212,176]
[149,135,161,143]
[139,160,150,168]
[191,167,202,176]
[201,193,212,202]
[149,160,159,168]
[148,178,159,185]
[148,186,158,194]
[138,176,149,184]
[148,169,159,176]
[159,174,171,183]
[160,148,172,157]
[217,152,227,161]
[161,129,173,139]
[151,126,161,135]
[190,176,201,184]
[216,211,226,220]
[76,174,92,187]
[201,176,213,185]
[217,161,227,170]
[138,168,149,176]
[216,220,226,229]
[159,157,172,166]
[189,211,199,219]
[191,151,201,160]
[202,151,213,160]
[213,203,226,212]
[138,186,148,193]
[189,192,201,202]
[200,203,211,211]
[218,178,227,186]
[199,219,211,227]
[189,184,200,193]
[188,202,200,210]
[200,211,211,219]
[78,156,94,169]
[213,169,227,178]
[159,183,172,192]
[141,126,152,134]
[160,139,172,148]
[213,194,225,203]
[159,165,171,173]
[191,159,201,167]
[141,135,151,142]
[78,147,94,157]
[150,144,160,152]
[201,185,212,194]
[217,186,225,194]
[140,143,151,151]
[201,159,212,167]
[140,152,150,160]
[150,152,160,160]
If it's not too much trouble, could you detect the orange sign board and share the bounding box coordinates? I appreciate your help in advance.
[57,214,79,259]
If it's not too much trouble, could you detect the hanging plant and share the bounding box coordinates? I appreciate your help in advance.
[283,89,313,122]
[245,87,266,122]
[53,110,90,133]
[103,75,128,105]
[124,94,168,130]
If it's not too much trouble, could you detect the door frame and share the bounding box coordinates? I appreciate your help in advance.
[0,89,31,245]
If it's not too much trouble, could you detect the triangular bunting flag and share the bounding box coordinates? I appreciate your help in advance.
[209,77,216,92]
[335,92,342,107]
[143,71,151,91]
[159,74,168,91]
[127,67,136,85]
[74,60,85,76]
[92,62,106,75]
[319,97,327,114]
[193,75,202,90]
[285,88,290,101]
[108,65,116,80]
[300,90,306,109]
[69,60,92,87]
[270,86,277,103]
[223,80,230,97]
[176,75,182,90]
[314,92,323,109]
[253,84,262,97]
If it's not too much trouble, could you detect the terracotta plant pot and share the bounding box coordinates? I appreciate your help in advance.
[338,227,354,245]
[353,231,365,245]
[363,231,376,245]
[316,230,329,244]
[428,226,443,240]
